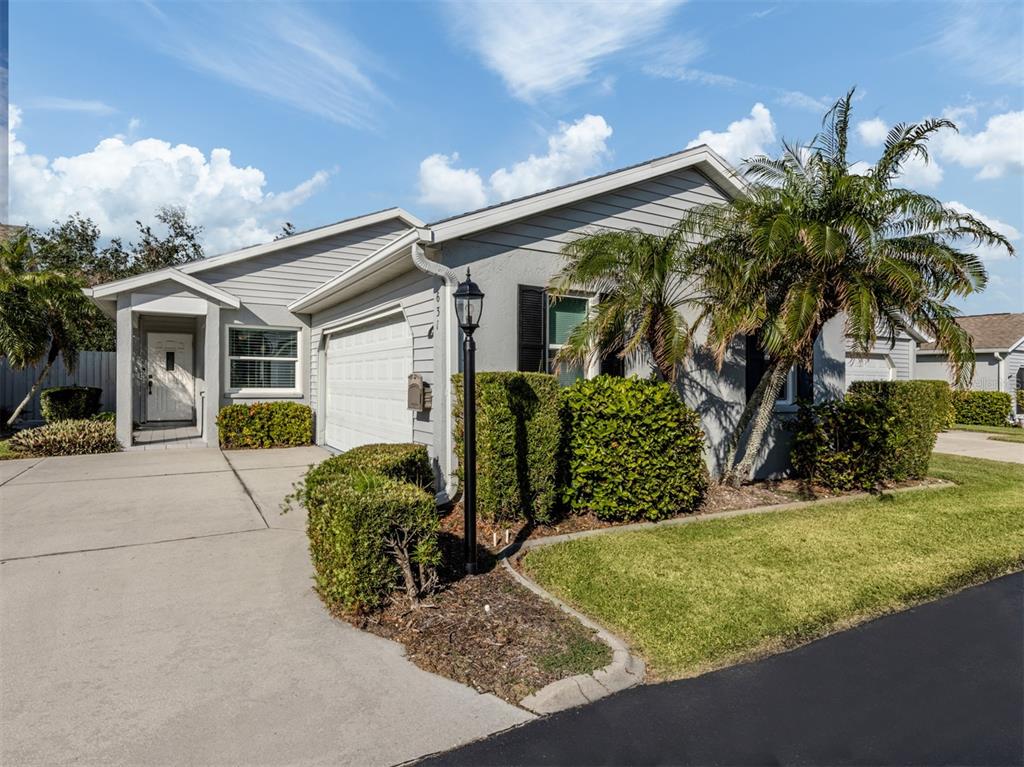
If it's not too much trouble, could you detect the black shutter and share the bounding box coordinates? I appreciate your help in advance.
[745,333,768,402]
[517,285,548,373]
[796,360,814,402]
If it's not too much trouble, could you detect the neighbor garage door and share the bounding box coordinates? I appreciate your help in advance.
[845,353,895,387]
[324,313,413,452]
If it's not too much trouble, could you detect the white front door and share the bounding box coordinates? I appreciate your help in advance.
[147,332,195,421]
[324,315,413,452]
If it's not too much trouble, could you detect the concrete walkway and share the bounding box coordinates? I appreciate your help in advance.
[423,572,1024,766]
[0,448,529,766]
[934,429,1024,464]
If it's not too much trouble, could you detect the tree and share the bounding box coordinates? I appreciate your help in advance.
[0,233,102,426]
[548,227,703,382]
[685,88,1015,486]
[276,222,296,240]
[130,205,204,273]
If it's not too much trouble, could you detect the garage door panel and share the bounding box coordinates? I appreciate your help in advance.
[325,314,414,452]
[846,353,895,387]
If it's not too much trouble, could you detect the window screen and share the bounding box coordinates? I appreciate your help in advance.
[228,328,298,389]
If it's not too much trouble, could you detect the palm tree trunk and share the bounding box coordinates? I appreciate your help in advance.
[724,362,790,487]
[5,348,57,427]
[720,360,779,482]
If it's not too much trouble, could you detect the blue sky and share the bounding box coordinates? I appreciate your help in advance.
[8,0,1023,313]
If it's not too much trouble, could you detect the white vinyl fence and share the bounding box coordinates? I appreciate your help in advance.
[1,351,116,423]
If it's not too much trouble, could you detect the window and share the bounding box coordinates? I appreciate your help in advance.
[228,327,298,390]
[775,366,797,406]
[548,296,589,386]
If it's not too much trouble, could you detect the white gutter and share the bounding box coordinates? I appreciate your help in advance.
[410,235,460,505]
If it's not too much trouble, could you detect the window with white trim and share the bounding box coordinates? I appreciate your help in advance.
[775,365,798,406]
[547,296,590,386]
[228,327,298,390]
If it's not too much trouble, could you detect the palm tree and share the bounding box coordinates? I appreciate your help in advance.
[0,233,99,426]
[685,88,1015,486]
[549,227,702,382]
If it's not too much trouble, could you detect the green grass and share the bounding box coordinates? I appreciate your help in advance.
[524,454,1024,679]
[536,634,612,676]
[953,424,1024,443]
[0,439,23,460]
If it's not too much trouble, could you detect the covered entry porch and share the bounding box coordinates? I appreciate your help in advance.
[86,268,241,448]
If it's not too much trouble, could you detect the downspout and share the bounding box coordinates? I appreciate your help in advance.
[994,351,1006,393]
[411,235,460,504]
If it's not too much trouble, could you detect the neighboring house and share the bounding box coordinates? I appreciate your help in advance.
[87,146,847,491]
[844,325,931,387]
[915,312,1024,414]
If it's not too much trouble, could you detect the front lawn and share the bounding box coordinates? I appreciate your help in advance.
[953,424,1024,443]
[524,454,1024,679]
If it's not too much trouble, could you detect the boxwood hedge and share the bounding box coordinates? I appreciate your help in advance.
[217,401,313,449]
[561,376,708,522]
[951,390,1013,426]
[293,443,438,614]
[40,386,102,423]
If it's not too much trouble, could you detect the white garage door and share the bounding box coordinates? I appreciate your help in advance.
[324,314,413,452]
[846,353,895,387]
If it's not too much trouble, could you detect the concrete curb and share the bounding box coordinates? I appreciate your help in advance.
[502,478,956,714]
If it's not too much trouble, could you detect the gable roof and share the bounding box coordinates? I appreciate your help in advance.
[425,144,746,244]
[86,267,241,308]
[919,313,1024,353]
[179,207,422,276]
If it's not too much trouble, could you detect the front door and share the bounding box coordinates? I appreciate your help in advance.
[147,332,195,421]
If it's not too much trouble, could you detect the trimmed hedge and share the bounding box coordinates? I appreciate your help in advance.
[217,402,313,449]
[951,390,1013,426]
[40,386,102,423]
[295,443,438,614]
[452,372,561,523]
[9,419,121,456]
[795,380,950,489]
[561,376,708,521]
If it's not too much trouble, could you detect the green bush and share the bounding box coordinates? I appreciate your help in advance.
[9,419,121,456]
[795,381,949,489]
[792,398,890,490]
[951,390,1013,426]
[452,372,561,524]
[561,376,708,521]
[295,443,438,614]
[39,386,102,423]
[217,401,313,448]
[91,412,116,423]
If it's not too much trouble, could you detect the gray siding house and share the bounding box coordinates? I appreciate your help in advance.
[89,146,849,494]
[915,312,1024,416]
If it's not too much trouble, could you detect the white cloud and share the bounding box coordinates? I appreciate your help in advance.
[642,35,741,87]
[945,201,1020,261]
[8,106,329,254]
[856,117,889,146]
[417,153,488,212]
[895,153,944,189]
[489,114,613,201]
[930,4,1023,87]
[686,103,776,164]
[935,110,1024,179]
[28,97,117,115]
[446,0,683,101]
[418,115,613,214]
[121,3,385,128]
[778,90,830,112]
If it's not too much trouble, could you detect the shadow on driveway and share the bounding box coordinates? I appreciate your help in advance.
[422,572,1024,766]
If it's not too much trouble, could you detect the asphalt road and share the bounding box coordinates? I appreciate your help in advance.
[421,571,1024,766]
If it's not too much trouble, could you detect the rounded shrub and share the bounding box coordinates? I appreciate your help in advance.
[951,390,1013,426]
[9,419,121,457]
[293,443,439,614]
[40,386,102,423]
[561,376,708,521]
[792,398,890,490]
[217,401,313,449]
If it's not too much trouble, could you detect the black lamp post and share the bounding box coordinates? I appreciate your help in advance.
[454,268,484,575]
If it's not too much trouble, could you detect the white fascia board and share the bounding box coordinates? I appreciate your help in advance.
[288,229,420,314]
[90,268,241,308]
[1008,335,1024,353]
[429,146,747,244]
[180,208,423,276]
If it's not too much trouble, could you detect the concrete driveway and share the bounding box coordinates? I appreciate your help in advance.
[934,429,1024,464]
[0,448,529,766]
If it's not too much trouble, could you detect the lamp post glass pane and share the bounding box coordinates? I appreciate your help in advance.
[455,272,484,330]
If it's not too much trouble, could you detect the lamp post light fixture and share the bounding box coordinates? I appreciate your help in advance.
[454,269,484,575]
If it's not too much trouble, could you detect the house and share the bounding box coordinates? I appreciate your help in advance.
[844,325,931,387]
[87,146,847,493]
[915,312,1024,414]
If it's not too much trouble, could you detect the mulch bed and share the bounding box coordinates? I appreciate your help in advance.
[341,535,610,705]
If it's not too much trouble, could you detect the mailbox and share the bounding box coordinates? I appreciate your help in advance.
[407,373,432,411]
